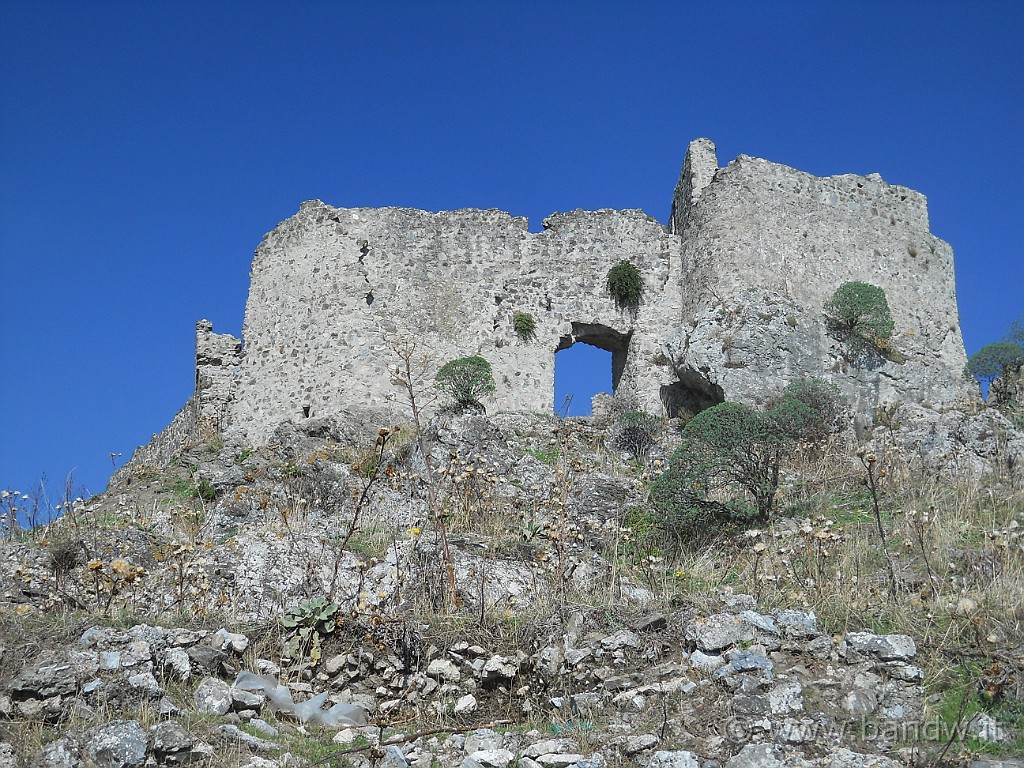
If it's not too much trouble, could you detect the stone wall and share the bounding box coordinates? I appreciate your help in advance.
[111,397,200,484]
[126,138,978,461]
[227,203,686,444]
[666,142,975,417]
[195,320,242,432]
[114,322,239,480]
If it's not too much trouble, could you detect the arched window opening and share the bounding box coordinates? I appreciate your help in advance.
[554,322,631,416]
[555,343,612,416]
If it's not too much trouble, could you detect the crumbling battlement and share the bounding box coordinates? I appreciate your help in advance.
[128,138,977,460]
[195,320,242,431]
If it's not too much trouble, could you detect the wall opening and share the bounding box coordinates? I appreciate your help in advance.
[555,344,611,416]
[554,323,631,416]
[659,364,725,418]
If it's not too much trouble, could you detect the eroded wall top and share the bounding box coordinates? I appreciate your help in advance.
[226,202,686,444]
[667,141,972,415]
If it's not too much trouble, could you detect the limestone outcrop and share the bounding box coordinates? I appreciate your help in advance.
[126,138,978,462]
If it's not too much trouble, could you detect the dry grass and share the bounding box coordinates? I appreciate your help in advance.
[4,413,1023,760]
[608,443,1024,756]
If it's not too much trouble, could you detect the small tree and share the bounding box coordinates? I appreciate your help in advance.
[823,281,895,361]
[966,342,1024,385]
[1002,314,1024,346]
[606,260,644,311]
[435,355,496,409]
[651,385,845,546]
[768,378,847,442]
[651,402,787,534]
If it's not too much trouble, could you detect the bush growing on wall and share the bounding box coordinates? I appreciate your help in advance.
[606,260,644,311]
[767,378,847,442]
[435,355,496,409]
[513,312,537,342]
[823,281,895,361]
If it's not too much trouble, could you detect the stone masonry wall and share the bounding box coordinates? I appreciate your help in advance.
[115,322,241,481]
[111,397,200,484]
[124,138,977,462]
[666,142,975,418]
[227,204,686,444]
[195,320,242,432]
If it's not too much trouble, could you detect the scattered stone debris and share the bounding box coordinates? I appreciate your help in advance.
[0,597,944,767]
[2,399,1021,766]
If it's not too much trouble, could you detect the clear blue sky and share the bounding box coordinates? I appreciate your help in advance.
[2,1,1021,504]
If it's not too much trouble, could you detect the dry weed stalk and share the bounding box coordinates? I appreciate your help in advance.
[860,451,900,603]
[387,337,457,610]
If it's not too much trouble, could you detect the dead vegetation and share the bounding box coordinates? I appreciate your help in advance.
[1,401,1023,764]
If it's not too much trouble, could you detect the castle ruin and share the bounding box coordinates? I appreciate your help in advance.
[129,138,977,464]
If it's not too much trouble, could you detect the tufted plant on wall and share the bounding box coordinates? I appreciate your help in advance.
[513,311,537,342]
[605,260,644,311]
[435,355,497,410]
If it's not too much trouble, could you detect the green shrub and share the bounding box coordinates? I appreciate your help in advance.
[767,378,847,442]
[651,402,787,533]
[651,387,844,545]
[765,397,818,444]
[513,312,537,342]
[606,260,644,310]
[966,341,1024,385]
[168,476,217,502]
[435,355,497,409]
[823,281,895,361]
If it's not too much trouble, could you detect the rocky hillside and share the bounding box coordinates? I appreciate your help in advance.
[1,409,1023,768]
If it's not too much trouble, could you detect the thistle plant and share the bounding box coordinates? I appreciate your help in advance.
[1,490,25,540]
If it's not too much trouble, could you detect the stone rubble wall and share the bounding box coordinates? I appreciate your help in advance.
[125,138,978,459]
[667,142,975,417]
[113,322,240,482]
[2,612,938,768]
[227,202,686,445]
[195,320,242,432]
[111,398,200,485]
